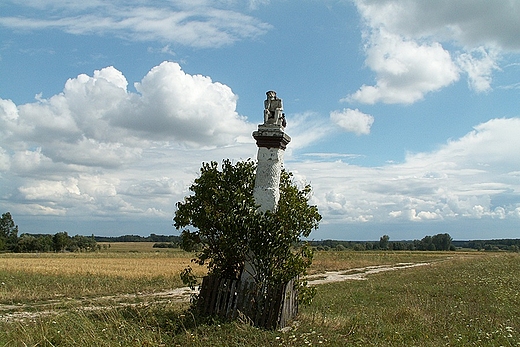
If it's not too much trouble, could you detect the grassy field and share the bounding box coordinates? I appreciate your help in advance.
[0,244,205,304]
[1,248,519,346]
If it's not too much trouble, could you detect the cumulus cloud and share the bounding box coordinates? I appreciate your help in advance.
[290,117,520,226]
[0,61,257,221]
[347,29,459,104]
[330,108,374,135]
[349,0,520,104]
[118,62,252,145]
[1,62,252,158]
[0,1,271,48]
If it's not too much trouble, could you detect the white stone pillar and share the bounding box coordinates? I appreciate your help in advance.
[241,91,290,283]
[253,126,291,213]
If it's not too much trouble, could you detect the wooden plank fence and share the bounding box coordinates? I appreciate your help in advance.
[197,274,298,330]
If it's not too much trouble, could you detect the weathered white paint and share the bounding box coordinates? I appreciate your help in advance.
[241,92,291,284]
[254,146,284,213]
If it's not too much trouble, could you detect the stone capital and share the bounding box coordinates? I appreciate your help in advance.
[252,125,291,150]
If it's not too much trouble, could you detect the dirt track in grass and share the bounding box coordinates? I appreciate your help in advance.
[305,262,431,285]
[0,261,430,322]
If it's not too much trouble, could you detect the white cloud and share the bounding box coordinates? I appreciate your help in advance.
[1,62,253,163]
[19,178,81,201]
[347,29,459,104]
[0,1,271,48]
[11,148,46,173]
[0,147,10,171]
[290,117,520,227]
[247,0,271,10]
[0,62,259,221]
[354,0,520,50]
[121,61,253,146]
[407,118,520,172]
[349,0,520,104]
[0,98,18,121]
[330,108,374,135]
[456,47,500,92]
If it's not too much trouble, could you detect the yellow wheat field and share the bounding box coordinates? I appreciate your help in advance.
[0,244,207,279]
[0,243,463,281]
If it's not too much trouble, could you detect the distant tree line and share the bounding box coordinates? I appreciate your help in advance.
[0,212,96,253]
[312,233,456,252]
[452,239,520,252]
[18,232,99,252]
[4,211,520,253]
[312,234,520,252]
[1,212,183,253]
[95,234,181,249]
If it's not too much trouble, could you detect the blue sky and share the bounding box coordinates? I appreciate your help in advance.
[1,0,520,241]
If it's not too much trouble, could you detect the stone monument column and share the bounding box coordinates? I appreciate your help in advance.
[241,91,290,281]
[254,90,290,212]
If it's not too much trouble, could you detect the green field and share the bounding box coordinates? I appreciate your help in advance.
[1,248,519,346]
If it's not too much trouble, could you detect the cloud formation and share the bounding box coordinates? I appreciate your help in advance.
[330,108,374,135]
[0,0,271,48]
[2,62,252,154]
[347,29,459,104]
[1,0,519,240]
[293,117,520,227]
[349,0,520,104]
[1,60,519,238]
[0,62,255,218]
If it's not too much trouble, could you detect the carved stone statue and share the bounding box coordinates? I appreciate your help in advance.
[263,90,286,127]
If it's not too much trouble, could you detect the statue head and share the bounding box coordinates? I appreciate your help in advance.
[266,90,277,100]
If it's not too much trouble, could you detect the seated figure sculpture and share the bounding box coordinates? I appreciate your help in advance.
[264,91,286,127]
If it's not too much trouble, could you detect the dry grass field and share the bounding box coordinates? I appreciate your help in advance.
[1,246,519,346]
[0,245,205,304]
[0,245,200,279]
[308,249,453,274]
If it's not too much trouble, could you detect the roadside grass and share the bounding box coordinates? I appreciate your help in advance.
[1,250,519,346]
[299,252,520,346]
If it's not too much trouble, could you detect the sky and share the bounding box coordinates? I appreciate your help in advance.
[1,0,520,241]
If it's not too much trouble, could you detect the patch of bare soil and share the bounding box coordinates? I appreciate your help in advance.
[305,262,430,285]
[0,262,429,322]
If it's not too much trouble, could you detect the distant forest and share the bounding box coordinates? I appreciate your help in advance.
[95,232,520,252]
[311,233,520,252]
[94,233,181,243]
[2,232,520,253]
[5,232,520,253]
[4,211,519,253]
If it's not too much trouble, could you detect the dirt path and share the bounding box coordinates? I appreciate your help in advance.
[306,262,431,285]
[0,287,198,322]
[0,261,430,322]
